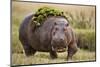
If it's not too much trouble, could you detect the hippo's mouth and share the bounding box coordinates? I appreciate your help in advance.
[57,48,66,52]
[52,46,66,52]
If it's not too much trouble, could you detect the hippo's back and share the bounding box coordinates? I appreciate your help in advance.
[19,13,34,43]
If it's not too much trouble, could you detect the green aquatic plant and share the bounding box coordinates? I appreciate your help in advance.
[32,7,66,27]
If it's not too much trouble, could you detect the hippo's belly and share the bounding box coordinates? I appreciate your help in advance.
[30,43,51,52]
[31,44,67,52]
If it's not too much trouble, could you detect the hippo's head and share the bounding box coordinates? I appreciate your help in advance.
[51,17,69,52]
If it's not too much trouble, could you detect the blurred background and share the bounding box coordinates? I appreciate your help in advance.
[12,1,96,65]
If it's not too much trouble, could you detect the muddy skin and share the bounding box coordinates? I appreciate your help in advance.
[19,13,78,61]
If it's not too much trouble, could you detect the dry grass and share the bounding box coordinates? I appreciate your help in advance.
[12,1,95,15]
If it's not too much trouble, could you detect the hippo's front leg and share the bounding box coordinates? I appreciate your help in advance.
[67,42,78,61]
[50,50,58,59]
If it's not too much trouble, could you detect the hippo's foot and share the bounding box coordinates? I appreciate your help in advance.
[66,56,73,62]
[24,49,36,57]
[67,59,73,62]
[50,51,57,59]
[66,43,78,61]
[23,45,36,57]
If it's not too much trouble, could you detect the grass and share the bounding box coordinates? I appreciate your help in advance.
[75,29,95,51]
[11,1,96,65]
[12,49,95,65]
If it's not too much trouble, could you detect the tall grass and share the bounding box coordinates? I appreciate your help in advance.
[12,14,23,53]
[75,29,95,51]
[66,10,95,29]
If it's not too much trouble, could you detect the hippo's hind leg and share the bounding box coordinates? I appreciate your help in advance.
[67,42,78,61]
[23,43,36,57]
[20,39,36,56]
[50,51,57,59]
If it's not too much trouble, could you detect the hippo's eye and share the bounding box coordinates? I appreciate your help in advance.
[54,22,57,25]
[65,23,69,27]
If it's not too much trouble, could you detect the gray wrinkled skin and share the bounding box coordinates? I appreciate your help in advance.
[19,13,78,60]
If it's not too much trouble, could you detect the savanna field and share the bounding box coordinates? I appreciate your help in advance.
[12,1,96,65]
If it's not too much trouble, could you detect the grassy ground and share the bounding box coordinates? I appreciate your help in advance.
[12,49,95,65]
[12,1,96,65]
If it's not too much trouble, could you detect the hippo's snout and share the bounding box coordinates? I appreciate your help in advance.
[51,38,67,52]
[52,35,65,43]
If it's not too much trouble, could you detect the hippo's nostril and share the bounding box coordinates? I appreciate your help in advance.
[60,38,63,41]
[60,38,64,42]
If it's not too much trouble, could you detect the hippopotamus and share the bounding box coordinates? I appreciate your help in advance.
[19,13,78,61]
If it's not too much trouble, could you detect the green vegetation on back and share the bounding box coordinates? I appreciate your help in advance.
[33,7,65,26]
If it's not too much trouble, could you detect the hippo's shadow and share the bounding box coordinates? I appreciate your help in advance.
[34,52,50,59]
[33,52,67,60]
